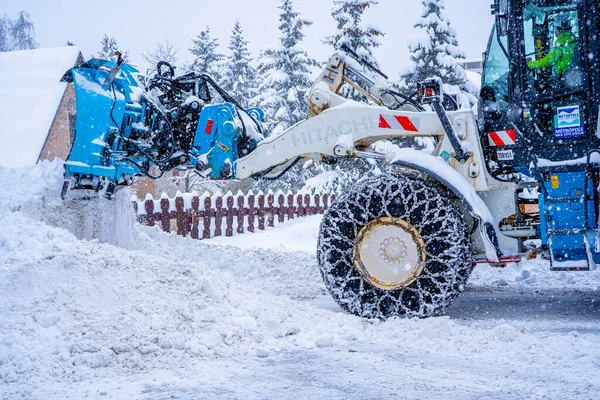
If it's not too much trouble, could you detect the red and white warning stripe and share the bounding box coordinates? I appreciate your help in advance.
[488,130,516,146]
[379,114,419,132]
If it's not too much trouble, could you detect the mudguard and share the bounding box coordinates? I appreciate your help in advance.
[388,148,502,262]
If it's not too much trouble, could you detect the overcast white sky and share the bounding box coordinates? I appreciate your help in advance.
[2,0,495,77]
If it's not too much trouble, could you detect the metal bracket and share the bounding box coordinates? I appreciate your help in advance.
[430,100,471,163]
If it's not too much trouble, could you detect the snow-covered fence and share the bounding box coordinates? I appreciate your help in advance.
[133,190,336,239]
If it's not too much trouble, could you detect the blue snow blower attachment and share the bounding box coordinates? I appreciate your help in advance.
[60,56,265,199]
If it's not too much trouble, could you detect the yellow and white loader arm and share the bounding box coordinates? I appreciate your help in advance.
[238,50,498,193]
[236,49,508,266]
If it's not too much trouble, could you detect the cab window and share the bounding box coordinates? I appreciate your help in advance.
[480,26,509,120]
[523,0,583,98]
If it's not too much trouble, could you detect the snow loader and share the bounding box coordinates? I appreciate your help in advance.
[59,0,599,319]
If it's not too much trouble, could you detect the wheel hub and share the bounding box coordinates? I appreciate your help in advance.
[353,217,426,290]
[380,238,407,263]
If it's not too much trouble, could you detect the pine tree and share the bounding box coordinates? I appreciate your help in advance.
[220,20,257,104]
[325,1,383,64]
[403,0,467,90]
[187,26,225,81]
[97,34,129,62]
[253,0,318,135]
[324,1,384,101]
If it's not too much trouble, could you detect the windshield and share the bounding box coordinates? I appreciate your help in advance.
[481,26,510,120]
[483,26,509,87]
[523,0,584,98]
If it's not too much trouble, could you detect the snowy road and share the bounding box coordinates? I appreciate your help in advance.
[34,285,598,400]
[1,163,599,399]
[450,287,600,331]
[122,286,600,400]
[123,287,600,400]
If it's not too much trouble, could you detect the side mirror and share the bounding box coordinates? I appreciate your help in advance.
[417,78,444,105]
[197,77,211,102]
[492,0,509,37]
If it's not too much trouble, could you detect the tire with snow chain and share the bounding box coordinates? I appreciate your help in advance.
[317,173,472,319]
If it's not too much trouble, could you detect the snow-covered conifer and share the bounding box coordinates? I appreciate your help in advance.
[324,0,384,101]
[97,34,129,62]
[325,0,383,64]
[403,0,467,90]
[187,26,225,81]
[220,20,257,104]
[253,0,318,135]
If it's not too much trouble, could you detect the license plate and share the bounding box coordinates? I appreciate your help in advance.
[497,149,514,161]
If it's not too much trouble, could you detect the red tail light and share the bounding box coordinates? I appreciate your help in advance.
[205,119,214,134]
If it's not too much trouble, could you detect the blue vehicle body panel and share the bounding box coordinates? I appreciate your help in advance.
[538,170,600,266]
[191,105,263,179]
[245,107,265,124]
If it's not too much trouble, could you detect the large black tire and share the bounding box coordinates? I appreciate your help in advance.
[317,173,472,319]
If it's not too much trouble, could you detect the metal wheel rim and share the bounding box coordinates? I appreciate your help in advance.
[353,217,426,290]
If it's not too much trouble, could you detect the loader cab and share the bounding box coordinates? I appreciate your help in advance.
[479,0,600,177]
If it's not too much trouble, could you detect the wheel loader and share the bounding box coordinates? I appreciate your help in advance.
[59,0,599,318]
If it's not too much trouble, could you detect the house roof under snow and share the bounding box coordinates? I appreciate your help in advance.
[0,46,82,167]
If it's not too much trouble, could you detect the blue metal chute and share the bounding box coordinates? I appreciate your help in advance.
[63,59,150,196]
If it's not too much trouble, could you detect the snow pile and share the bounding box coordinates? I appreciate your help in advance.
[0,161,336,397]
[1,161,599,399]
[472,257,600,291]
[0,161,138,248]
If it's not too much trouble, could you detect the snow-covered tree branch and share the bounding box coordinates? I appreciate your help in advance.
[97,34,129,63]
[141,37,180,71]
[0,10,38,52]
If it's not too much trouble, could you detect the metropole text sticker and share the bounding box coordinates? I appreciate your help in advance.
[554,105,585,139]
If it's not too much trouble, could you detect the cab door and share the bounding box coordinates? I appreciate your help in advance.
[515,0,596,161]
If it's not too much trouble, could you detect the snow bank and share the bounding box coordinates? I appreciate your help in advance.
[205,214,321,253]
[0,160,138,249]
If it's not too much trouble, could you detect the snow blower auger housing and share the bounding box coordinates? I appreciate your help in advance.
[60,55,265,199]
